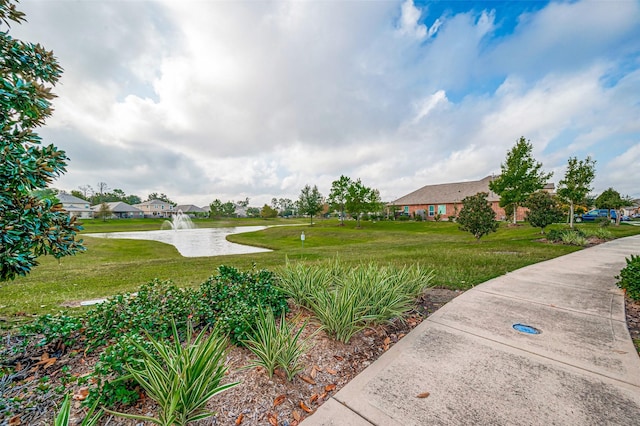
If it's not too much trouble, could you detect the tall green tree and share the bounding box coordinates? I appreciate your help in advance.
[260,204,278,219]
[328,175,352,226]
[595,188,629,226]
[489,137,552,224]
[297,185,323,225]
[345,179,381,228]
[96,202,112,222]
[457,192,498,240]
[0,0,84,280]
[525,191,563,234]
[557,156,596,228]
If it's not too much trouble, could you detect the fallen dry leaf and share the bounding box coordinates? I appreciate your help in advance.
[267,412,278,426]
[299,375,316,385]
[310,365,320,379]
[383,336,391,351]
[8,415,20,425]
[292,410,301,421]
[333,355,344,361]
[320,391,328,400]
[273,394,286,406]
[416,392,430,398]
[73,387,90,401]
[309,394,319,404]
[325,383,336,392]
[325,368,337,375]
[235,413,244,425]
[300,401,314,413]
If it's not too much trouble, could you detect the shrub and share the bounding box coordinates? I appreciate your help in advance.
[106,321,238,425]
[199,265,289,344]
[21,314,83,347]
[616,255,640,301]
[457,192,498,240]
[560,231,587,246]
[581,227,613,240]
[279,260,434,343]
[243,306,310,380]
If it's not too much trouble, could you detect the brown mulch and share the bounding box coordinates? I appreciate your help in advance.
[0,289,462,426]
[3,284,639,426]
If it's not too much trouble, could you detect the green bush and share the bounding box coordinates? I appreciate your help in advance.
[581,227,613,240]
[616,255,640,301]
[199,265,289,344]
[243,306,310,380]
[106,321,238,425]
[279,260,433,343]
[21,265,287,410]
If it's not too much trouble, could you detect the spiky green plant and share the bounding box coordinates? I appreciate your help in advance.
[106,321,237,426]
[54,394,102,426]
[243,305,311,380]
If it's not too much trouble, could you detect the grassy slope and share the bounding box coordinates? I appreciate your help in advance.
[2,218,639,319]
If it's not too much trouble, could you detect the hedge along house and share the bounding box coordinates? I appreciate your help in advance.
[391,176,555,222]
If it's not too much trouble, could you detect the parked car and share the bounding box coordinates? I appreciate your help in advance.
[576,209,629,222]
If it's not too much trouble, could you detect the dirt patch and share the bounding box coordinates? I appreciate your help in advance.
[625,295,640,350]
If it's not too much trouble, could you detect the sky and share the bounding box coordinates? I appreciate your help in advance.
[9,0,640,206]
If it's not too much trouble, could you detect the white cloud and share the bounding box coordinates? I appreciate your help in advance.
[7,0,640,206]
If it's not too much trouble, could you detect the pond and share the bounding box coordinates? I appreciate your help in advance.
[86,226,271,257]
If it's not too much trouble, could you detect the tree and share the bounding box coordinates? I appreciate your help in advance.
[77,184,93,199]
[125,194,141,205]
[70,190,87,200]
[147,192,176,206]
[297,185,323,225]
[96,202,112,222]
[457,192,499,240]
[525,191,563,234]
[345,179,381,228]
[260,204,278,219]
[595,188,629,226]
[328,175,352,226]
[557,156,596,228]
[246,207,260,217]
[489,137,552,224]
[0,1,84,280]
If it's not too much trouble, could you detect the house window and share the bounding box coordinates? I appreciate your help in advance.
[428,205,435,216]
[404,206,409,214]
[161,205,164,210]
[438,205,446,215]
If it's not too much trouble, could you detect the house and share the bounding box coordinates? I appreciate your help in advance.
[133,199,175,218]
[57,193,94,219]
[175,204,207,217]
[91,202,143,219]
[392,176,555,221]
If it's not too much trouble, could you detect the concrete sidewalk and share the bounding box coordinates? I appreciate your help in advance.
[304,235,640,425]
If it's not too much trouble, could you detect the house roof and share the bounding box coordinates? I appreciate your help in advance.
[134,199,173,207]
[393,176,502,205]
[57,193,89,204]
[92,202,142,213]
[176,204,206,213]
[393,176,556,206]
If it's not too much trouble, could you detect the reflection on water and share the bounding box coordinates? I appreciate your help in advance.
[86,226,270,257]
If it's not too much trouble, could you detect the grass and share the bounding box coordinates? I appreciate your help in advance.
[2,218,639,320]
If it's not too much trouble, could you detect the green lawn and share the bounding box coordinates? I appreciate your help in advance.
[2,218,639,321]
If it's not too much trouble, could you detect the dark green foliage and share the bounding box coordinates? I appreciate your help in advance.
[1,0,84,281]
[525,191,563,233]
[20,265,287,409]
[616,255,640,301]
[298,184,324,225]
[546,228,584,243]
[199,265,288,344]
[557,156,596,228]
[595,187,630,225]
[328,175,352,226]
[345,179,382,228]
[457,192,498,240]
[489,137,552,224]
[21,314,83,347]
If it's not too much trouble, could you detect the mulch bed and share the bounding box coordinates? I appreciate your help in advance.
[2,284,638,426]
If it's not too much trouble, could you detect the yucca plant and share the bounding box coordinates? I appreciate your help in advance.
[54,394,102,426]
[106,321,238,426]
[283,260,434,343]
[243,305,311,380]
